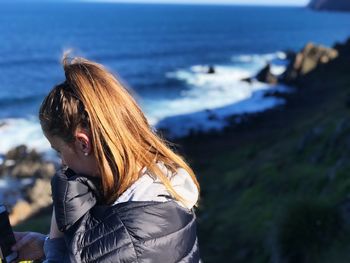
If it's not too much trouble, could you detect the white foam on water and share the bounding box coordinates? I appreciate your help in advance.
[0,119,54,205]
[146,52,292,137]
[232,52,286,64]
[232,52,288,76]
[155,85,289,138]
[276,51,287,60]
[0,52,292,149]
[0,118,50,155]
[146,65,257,125]
[270,64,287,76]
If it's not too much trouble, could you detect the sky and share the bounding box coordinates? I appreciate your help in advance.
[84,0,309,6]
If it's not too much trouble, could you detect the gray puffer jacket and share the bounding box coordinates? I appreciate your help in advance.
[49,168,200,263]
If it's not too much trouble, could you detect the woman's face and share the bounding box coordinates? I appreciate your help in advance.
[45,132,100,177]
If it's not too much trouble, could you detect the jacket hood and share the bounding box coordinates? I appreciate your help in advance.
[114,162,199,209]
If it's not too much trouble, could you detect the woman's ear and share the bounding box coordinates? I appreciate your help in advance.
[75,130,92,156]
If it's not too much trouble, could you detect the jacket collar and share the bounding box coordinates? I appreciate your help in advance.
[51,168,102,232]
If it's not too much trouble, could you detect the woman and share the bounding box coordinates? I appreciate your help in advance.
[12,55,200,262]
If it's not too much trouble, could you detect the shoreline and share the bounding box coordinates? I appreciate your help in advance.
[0,51,292,154]
[173,41,342,143]
[4,36,350,263]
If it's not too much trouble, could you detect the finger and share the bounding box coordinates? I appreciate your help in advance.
[12,232,28,251]
[13,231,27,242]
[12,232,33,251]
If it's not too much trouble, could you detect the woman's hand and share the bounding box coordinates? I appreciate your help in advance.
[11,209,64,262]
[12,231,46,261]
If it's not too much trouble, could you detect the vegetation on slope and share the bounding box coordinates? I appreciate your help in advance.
[178,39,350,262]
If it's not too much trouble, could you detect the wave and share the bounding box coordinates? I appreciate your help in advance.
[0,52,292,150]
[144,65,253,125]
[147,52,292,137]
[231,51,289,76]
[156,85,288,138]
[0,118,51,155]
[232,52,287,63]
[166,65,251,86]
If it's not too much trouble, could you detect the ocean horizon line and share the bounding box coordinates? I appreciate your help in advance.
[0,0,307,8]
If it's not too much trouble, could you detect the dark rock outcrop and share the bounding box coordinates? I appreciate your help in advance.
[24,178,52,208]
[334,38,350,57]
[241,77,253,84]
[0,145,55,225]
[6,177,52,226]
[281,43,338,84]
[284,50,297,61]
[309,0,350,11]
[242,43,338,86]
[207,65,215,74]
[241,64,278,84]
[1,145,55,179]
[256,64,278,84]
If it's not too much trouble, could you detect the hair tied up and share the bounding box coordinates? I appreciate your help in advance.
[62,49,74,68]
[40,54,200,205]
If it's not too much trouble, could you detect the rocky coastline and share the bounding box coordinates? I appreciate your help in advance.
[175,36,350,262]
[4,36,350,262]
[243,42,338,87]
[0,145,55,226]
[309,0,350,11]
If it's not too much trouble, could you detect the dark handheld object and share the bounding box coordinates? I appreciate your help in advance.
[0,205,18,263]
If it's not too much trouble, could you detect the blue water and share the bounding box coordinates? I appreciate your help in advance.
[0,2,350,150]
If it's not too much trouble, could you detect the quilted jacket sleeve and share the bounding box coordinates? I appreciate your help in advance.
[43,237,68,263]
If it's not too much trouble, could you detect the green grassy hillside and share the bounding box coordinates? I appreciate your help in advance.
[177,42,350,262]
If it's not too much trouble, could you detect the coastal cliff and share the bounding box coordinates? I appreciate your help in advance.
[309,0,350,11]
[180,37,350,263]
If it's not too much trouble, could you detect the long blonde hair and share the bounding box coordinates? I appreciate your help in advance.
[39,55,200,206]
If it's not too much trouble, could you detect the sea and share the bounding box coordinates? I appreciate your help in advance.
[1,2,350,157]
